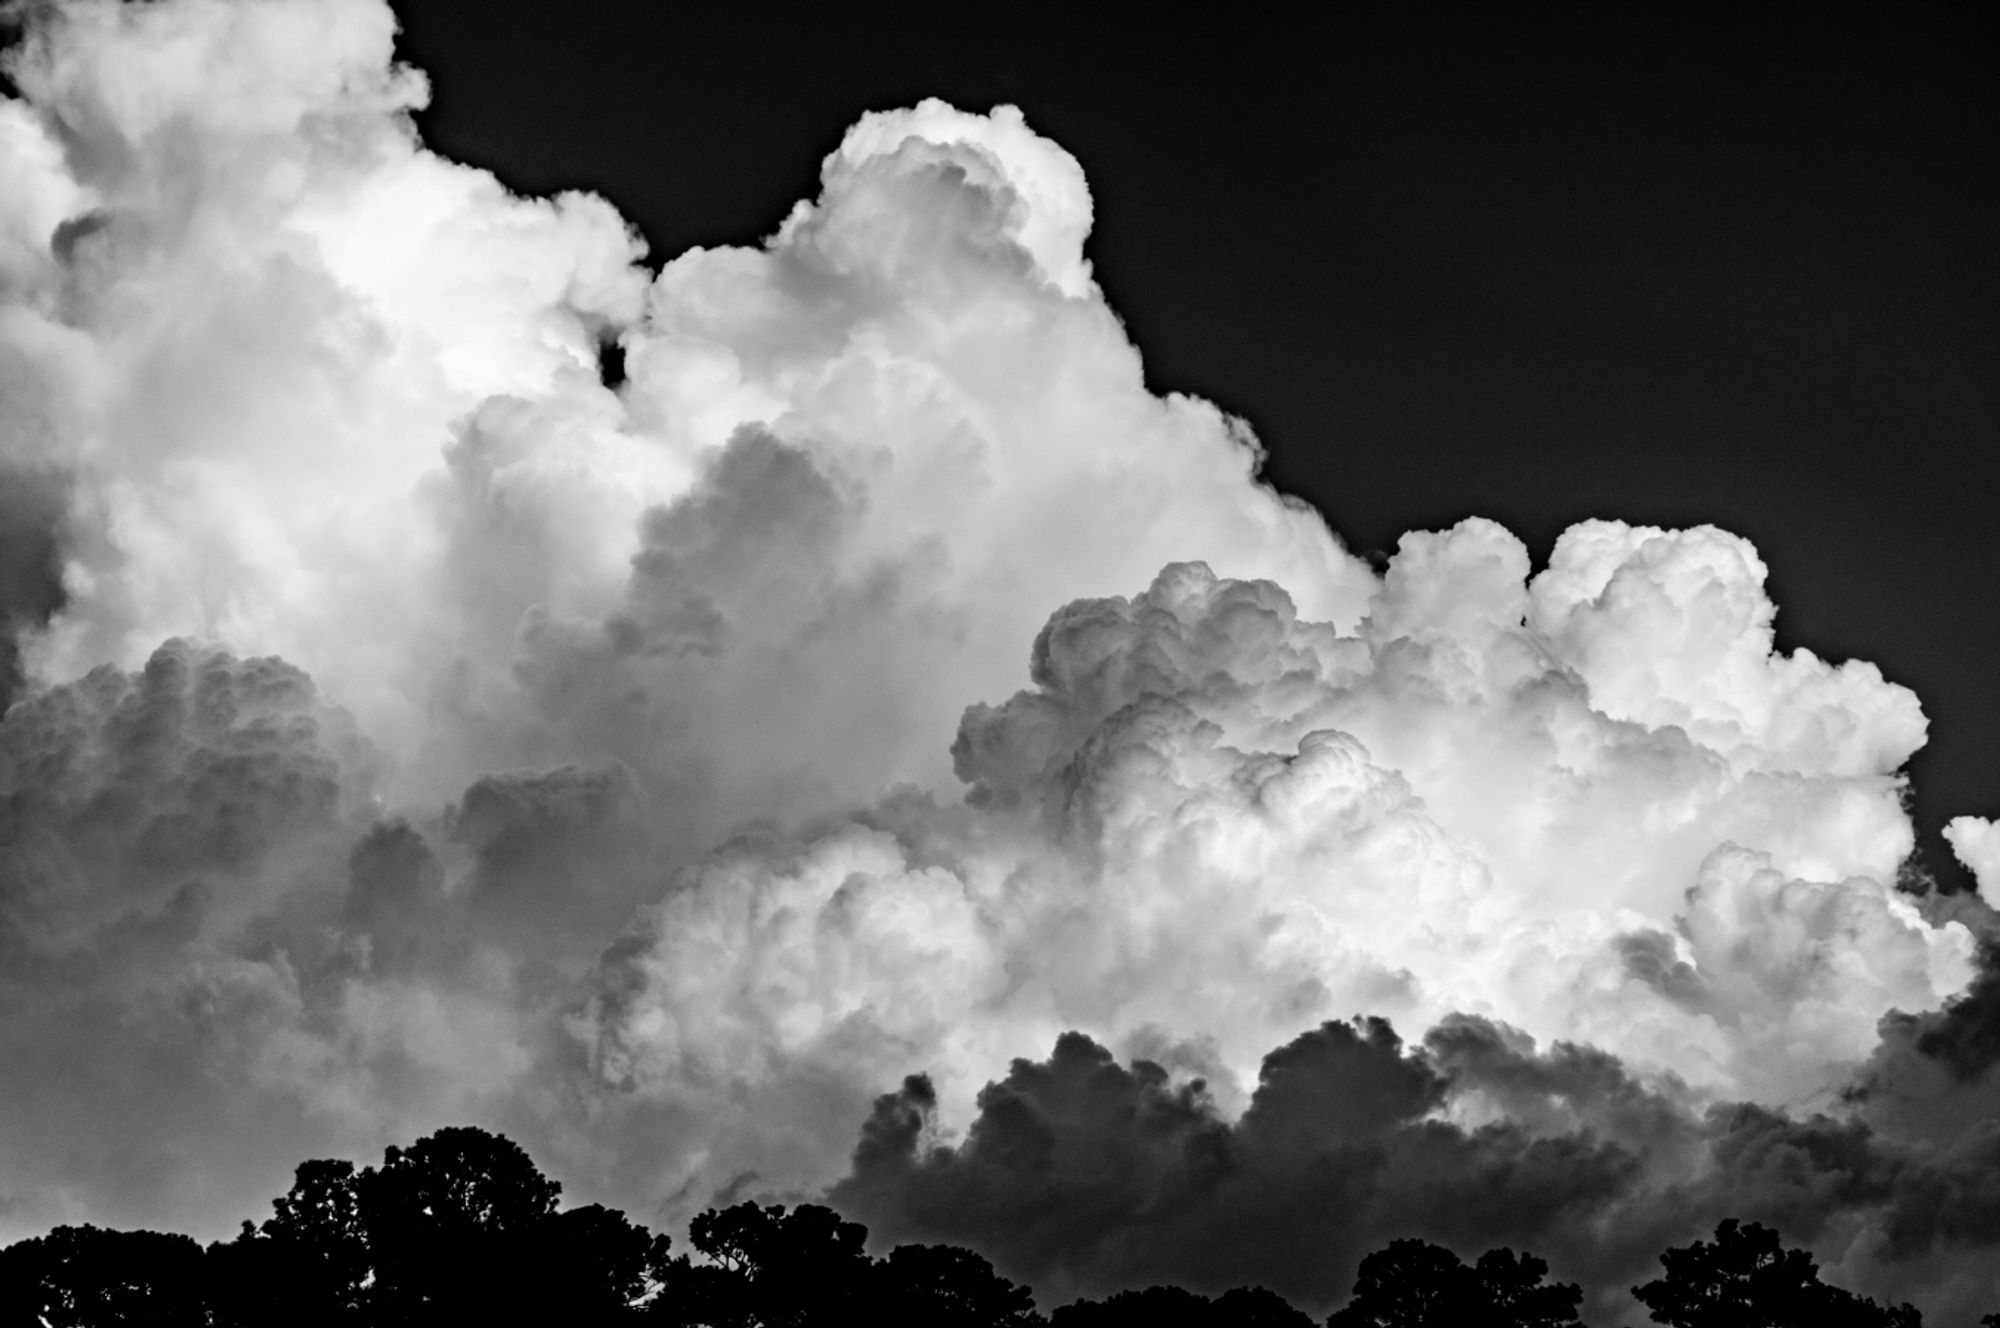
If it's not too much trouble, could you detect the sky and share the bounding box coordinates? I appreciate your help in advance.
[0,2,1997,1324]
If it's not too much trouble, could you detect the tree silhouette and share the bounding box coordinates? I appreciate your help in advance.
[1211,1285,1316,1326]
[1633,1219,1920,1328]
[515,1203,674,1323]
[0,1236,44,1326]
[361,1126,610,1323]
[877,1244,1043,1327]
[647,1255,746,1326]
[1049,1285,1217,1325]
[1476,1248,1588,1328]
[208,1157,372,1325]
[1045,1285,1311,1326]
[213,1127,665,1326]
[1326,1238,1481,1327]
[363,1126,563,1236]
[1326,1237,1585,1327]
[6,1129,1961,1328]
[672,1201,875,1326]
[0,1225,206,1327]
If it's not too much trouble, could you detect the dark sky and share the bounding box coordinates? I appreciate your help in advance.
[390,2,1997,887]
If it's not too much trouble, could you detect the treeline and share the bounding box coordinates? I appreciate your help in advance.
[0,1127,1967,1326]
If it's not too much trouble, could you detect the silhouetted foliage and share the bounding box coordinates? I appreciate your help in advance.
[877,1243,1043,1327]
[672,1201,876,1326]
[1325,1238,1584,1328]
[1326,1238,1478,1327]
[1046,1283,1315,1326]
[1214,1285,1317,1326]
[1475,1248,1590,1328]
[0,1127,1956,1327]
[209,1158,371,1325]
[359,1126,565,1322]
[529,1203,677,1321]
[1050,1284,1218,1325]
[1633,1219,1921,1328]
[0,1127,668,1327]
[0,1225,206,1327]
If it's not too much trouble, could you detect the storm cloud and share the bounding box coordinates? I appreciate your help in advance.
[833,1015,2000,1323]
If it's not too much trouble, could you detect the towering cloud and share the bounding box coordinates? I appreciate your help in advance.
[1,1,1996,1322]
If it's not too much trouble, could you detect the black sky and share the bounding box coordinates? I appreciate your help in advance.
[390,2,1997,887]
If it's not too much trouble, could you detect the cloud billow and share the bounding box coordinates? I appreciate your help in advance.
[832,1015,2000,1323]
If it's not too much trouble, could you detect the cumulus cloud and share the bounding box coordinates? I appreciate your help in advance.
[0,638,374,1230]
[575,550,1974,1247]
[1,3,1997,1323]
[5,0,1367,825]
[1945,818,2000,908]
[0,0,1364,1235]
[831,1019,2000,1324]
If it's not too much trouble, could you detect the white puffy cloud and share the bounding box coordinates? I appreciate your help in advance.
[3,0,652,775]
[583,548,1971,1202]
[7,0,1370,831]
[1943,817,2000,909]
[1528,521,1928,780]
[0,0,1366,1235]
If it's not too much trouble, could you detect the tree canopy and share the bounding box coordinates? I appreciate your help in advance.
[1633,1219,1922,1328]
[1323,1238,1585,1328]
[0,1127,1982,1326]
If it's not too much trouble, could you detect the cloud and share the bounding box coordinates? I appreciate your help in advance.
[0,7,1996,1324]
[828,1018,1667,1316]
[0,461,69,709]
[0,0,1367,1236]
[1945,818,2000,908]
[832,1018,2000,1324]
[571,546,1976,1263]
[2,0,648,783]
[0,638,374,1231]
[6,0,1371,821]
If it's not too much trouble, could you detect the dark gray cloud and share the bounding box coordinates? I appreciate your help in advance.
[450,760,651,954]
[0,464,69,713]
[0,639,376,1231]
[1876,935,2000,1088]
[832,1015,2000,1325]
